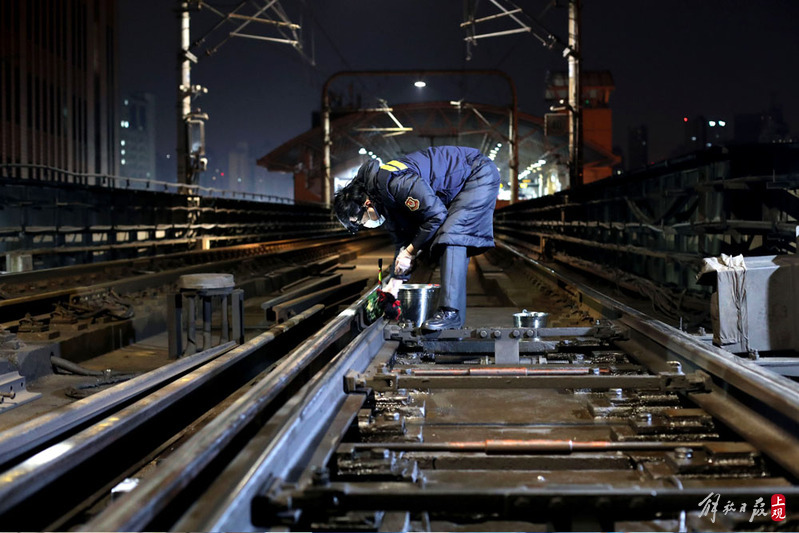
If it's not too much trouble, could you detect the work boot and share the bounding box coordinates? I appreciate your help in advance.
[422,308,461,331]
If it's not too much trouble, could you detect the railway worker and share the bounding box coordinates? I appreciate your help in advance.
[333,145,500,331]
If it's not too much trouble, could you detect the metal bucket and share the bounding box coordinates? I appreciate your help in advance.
[513,310,549,328]
[398,284,440,327]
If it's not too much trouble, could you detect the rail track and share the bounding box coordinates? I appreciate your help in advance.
[0,240,798,531]
[0,234,378,325]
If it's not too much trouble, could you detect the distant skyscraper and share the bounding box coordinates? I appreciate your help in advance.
[119,93,156,180]
[734,104,791,144]
[627,125,648,170]
[228,142,253,191]
[684,115,707,149]
[0,0,118,179]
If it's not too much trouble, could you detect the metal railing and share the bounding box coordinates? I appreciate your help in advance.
[0,163,296,205]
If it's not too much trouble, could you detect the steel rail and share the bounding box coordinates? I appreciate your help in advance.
[173,318,389,532]
[345,439,713,453]
[77,244,799,531]
[0,304,324,521]
[281,484,799,517]
[497,241,799,423]
[83,287,381,532]
[0,235,375,325]
[498,240,799,479]
[0,341,235,468]
[0,236,327,289]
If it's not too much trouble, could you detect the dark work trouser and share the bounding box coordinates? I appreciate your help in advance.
[438,245,468,327]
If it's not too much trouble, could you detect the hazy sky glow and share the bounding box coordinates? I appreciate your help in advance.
[119,0,799,181]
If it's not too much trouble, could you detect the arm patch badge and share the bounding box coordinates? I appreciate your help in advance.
[404,196,420,211]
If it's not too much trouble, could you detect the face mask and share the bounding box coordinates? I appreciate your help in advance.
[362,213,385,229]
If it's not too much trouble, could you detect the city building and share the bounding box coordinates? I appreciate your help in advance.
[0,0,119,180]
[228,142,254,192]
[627,124,648,170]
[119,92,156,181]
[544,70,618,184]
[734,104,792,144]
[671,115,732,158]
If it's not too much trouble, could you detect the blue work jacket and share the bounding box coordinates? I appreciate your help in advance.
[361,146,500,257]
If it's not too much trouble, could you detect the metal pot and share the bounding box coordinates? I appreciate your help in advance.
[513,310,549,328]
[397,284,440,327]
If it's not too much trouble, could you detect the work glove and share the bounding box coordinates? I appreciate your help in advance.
[394,246,414,276]
[384,277,405,298]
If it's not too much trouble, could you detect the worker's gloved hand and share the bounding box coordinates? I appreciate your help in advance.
[384,277,405,298]
[394,247,414,276]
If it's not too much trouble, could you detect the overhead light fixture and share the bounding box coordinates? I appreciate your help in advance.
[414,80,426,88]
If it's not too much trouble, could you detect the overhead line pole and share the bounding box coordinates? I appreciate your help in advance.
[567,0,583,188]
[177,1,192,186]
[176,0,306,187]
[463,0,583,189]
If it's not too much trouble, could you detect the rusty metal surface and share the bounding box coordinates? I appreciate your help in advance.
[2,236,799,531]
[236,256,799,530]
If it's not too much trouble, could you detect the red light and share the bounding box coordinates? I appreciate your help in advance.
[683,117,688,122]
[220,172,224,176]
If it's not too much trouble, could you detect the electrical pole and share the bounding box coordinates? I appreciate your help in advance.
[177,1,192,186]
[567,0,583,188]
[176,0,303,188]
[177,1,209,187]
[322,91,331,206]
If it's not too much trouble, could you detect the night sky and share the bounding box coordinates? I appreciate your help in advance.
[119,0,799,187]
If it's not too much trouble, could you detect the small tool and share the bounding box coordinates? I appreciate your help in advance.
[376,258,402,320]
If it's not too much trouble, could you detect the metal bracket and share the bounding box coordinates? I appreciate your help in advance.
[358,371,398,393]
[0,371,41,413]
[590,322,629,342]
[343,370,367,393]
[658,370,712,393]
[493,329,521,365]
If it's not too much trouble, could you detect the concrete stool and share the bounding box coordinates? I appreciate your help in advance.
[167,273,244,358]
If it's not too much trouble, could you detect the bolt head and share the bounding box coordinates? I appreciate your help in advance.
[674,447,693,459]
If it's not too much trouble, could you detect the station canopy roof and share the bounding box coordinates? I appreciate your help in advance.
[258,101,617,199]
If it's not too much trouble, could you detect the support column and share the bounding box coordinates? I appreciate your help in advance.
[322,94,332,205]
[568,0,583,188]
[177,1,192,186]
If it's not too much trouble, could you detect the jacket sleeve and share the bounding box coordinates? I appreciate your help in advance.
[390,173,447,251]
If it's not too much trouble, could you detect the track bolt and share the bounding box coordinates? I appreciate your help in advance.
[674,447,693,459]
[311,466,330,486]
